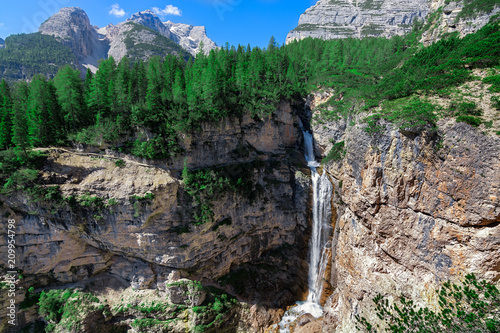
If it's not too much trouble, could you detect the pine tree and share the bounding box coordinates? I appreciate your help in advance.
[0,79,13,149]
[26,75,62,146]
[54,65,87,133]
[11,81,30,152]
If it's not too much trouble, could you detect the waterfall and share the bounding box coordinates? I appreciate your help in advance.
[278,128,333,331]
[303,130,333,304]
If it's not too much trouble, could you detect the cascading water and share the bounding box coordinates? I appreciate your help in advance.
[278,128,333,332]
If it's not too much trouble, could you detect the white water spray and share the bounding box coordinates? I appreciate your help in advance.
[278,128,333,332]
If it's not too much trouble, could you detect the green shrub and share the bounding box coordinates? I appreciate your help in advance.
[114,159,125,168]
[38,289,105,332]
[78,194,104,209]
[457,101,482,116]
[483,74,500,92]
[356,274,500,333]
[69,119,123,147]
[385,98,438,131]
[491,95,500,110]
[457,115,482,127]
[322,141,346,164]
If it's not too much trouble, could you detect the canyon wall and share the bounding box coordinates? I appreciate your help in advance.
[0,102,311,332]
[310,95,500,331]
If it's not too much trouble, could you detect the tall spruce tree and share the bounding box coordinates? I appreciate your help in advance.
[0,80,13,149]
[54,65,87,133]
[11,81,30,152]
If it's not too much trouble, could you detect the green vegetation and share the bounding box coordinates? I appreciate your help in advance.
[182,160,264,224]
[322,141,346,164]
[114,159,125,167]
[363,98,439,134]
[484,73,500,92]
[124,22,189,63]
[191,290,238,333]
[457,115,482,126]
[491,96,500,109]
[356,274,500,333]
[0,149,47,194]
[0,33,76,81]
[38,289,105,332]
[0,22,498,163]
[457,0,500,20]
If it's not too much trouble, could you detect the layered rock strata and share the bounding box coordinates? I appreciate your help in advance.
[286,0,430,43]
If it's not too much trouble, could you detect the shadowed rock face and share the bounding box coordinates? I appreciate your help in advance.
[311,98,500,331]
[0,38,4,48]
[0,102,310,315]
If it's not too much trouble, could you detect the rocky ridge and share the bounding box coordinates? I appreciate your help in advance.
[39,7,218,71]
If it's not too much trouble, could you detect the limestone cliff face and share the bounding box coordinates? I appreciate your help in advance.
[310,97,500,331]
[287,0,500,45]
[286,0,430,43]
[421,0,500,46]
[0,102,310,331]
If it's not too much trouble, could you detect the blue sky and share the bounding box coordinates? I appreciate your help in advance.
[0,0,317,47]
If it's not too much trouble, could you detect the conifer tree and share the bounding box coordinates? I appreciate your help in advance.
[54,65,87,133]
[0,80,13,149]
[11,81,30,152]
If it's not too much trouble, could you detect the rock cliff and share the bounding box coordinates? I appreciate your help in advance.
[421,0,500,46]
[0,102,310,332]
[308,92,500,331]
[286,0,430,43]
[0,38,4,48]
[287,0,500,44]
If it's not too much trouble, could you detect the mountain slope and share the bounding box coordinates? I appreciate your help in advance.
[0,33,76,80]
[107,22,189,62]
[0,38,4,48]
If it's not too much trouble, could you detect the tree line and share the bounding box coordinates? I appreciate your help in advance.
[0,21,499,159]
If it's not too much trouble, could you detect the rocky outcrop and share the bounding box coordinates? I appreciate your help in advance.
[164,21,218,55]
[421,0,500,46]
[310,101,500,331]
[38,7,109,72]
[0,38,4,48]
[127,10,174,40]
[286,0,430,43]
[0,102,310,331]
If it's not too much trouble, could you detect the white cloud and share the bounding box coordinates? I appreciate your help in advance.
[152,5,182,17]
[109,4,126,17]
[0,23,5,30]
